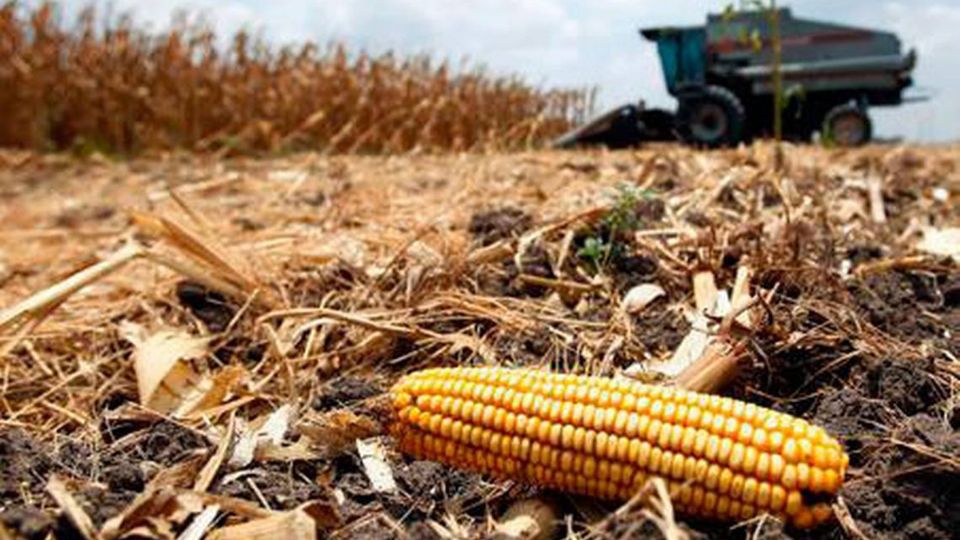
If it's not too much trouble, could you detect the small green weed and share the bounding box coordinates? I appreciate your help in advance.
[577,183,656,273]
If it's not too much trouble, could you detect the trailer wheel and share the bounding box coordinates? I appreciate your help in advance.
[822,104,872,147]
[677,85,745,147]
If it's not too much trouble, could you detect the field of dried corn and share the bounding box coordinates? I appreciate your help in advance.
[0,2,591,156]
[0,141,958,540]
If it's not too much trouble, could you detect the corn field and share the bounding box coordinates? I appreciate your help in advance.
[0,2,594,155]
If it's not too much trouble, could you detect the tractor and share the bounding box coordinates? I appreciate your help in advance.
[554,7,920,148]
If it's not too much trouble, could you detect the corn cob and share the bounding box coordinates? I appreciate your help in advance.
[390,367,848,529]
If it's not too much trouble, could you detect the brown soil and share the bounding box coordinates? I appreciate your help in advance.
[1,420,209,535]
[468,207,534,246]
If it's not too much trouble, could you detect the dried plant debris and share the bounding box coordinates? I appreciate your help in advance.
[1,143,959,539]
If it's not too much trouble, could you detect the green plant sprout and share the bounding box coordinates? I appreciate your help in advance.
[577,183,656,273]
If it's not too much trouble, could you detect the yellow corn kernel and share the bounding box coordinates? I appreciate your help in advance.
[391,367,848,529]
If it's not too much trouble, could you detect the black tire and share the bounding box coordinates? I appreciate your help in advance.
[822,104,872,147]
[677,85,746,147]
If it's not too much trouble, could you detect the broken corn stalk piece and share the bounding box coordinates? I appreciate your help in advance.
[390,367,849,529]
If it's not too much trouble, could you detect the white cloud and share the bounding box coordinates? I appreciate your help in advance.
[871,2,960,142]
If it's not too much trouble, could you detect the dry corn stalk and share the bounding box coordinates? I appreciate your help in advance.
[0,2,593,154]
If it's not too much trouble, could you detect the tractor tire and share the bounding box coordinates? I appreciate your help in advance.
[677,85,746,147]
[822,103,872,147]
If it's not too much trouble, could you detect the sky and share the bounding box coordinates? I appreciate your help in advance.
[35,0,960,142]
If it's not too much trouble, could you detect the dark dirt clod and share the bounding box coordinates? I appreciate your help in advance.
[175,280,237,332]
[0,424,207,532]
[314,375,384,411]
[0,429,53,501]
[846,245,885,266]
[62,422,208,526]
[75,486,136,529]
[100,462,145,492]
[337,471,376,504]
[941,275,960,308]
[631,307,689,355]
[0,505,54,540]
[611,253,661,293]
[866,357,944,416]
[487,330,560,369]
[468,207,532,246]
[213,336,267,367]
[124,420,210,466]
[476,244,555,298]
[396,460,446,497]
[96,390,137,414]
[812,387,882,454]
[216,462,327,511]
[613,253,658,277]
[848,270,960,355]
[331,451,488,530]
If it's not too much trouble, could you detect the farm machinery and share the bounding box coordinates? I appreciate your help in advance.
[555,7,920,148]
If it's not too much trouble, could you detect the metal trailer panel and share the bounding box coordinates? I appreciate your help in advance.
[705,8,902,68]
[736,52,914,94]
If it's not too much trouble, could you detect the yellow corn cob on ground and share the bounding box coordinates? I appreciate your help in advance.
[390,367,849,529]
